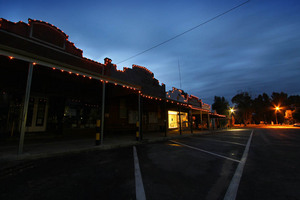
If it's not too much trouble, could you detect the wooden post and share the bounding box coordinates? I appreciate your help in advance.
[18,63,34,154]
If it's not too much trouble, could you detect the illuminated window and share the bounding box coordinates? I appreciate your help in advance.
[168,111,188,129]
[181,113,188,128]
[168,111,178,128]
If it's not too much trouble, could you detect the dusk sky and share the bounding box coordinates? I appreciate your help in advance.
[1,0,300,105]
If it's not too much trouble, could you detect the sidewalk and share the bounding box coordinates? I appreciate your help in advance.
[0,129,221,170]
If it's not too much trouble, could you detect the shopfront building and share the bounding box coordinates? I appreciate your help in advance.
[0,18,166,150]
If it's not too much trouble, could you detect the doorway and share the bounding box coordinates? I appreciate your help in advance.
[25,97,48,132]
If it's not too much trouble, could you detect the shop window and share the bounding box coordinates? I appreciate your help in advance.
[168,111,178,128]
[25,97,48,132]
[26,98,35,127]
[120,99,127,119]
[181,112,189,128]
[36,98,47,126]
[168,111,188,129]
[128,110,138,124]
[149,112,158,124]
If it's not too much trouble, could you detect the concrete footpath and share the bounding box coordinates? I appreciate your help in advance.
[0,129,227,171]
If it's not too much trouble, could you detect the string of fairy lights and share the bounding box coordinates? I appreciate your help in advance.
[3,55,227,119]
[4,55,195,106]
[4,55,213,109]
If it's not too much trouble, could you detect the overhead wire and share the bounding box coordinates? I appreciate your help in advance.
[116,0,250,64]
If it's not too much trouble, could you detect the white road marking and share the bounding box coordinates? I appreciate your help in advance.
[223,130,254,200]
[169,140,241,163]
[191,137,246,146]
[133,146,146,200]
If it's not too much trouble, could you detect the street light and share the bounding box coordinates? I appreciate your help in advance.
[275,106,280,124]
[229,107,235,128]
[230,108,235,114]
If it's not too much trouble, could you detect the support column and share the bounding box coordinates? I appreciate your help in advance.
[137,93,142,141]
[95,119,101,145]
[179,105,182,135]
[18,63,34,155]
[207,113,210,130]
[100,82,105,145]
[200,111,203,131]
[190,109,193,134]
[164,98,168,137]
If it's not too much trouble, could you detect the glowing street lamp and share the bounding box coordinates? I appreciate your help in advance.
[275,106,280,124]
[229,107,235,128]
[230,108,235,114]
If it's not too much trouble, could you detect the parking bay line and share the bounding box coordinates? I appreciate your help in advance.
[133,146,146,200]
[223,130,254,200]
[191,137,246,146]
[169,140,241,163]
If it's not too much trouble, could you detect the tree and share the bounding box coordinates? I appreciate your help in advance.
[252,93,272,124]
[212,96,229,127]
[288,95,300,108]
[212,96,229,115]
[231,92,253,125]
[288,95,300,122]
[229,92,298,124]
[293,109,300,122]
[271,92,288,107]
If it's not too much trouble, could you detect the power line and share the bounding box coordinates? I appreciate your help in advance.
[116,0,250,64]
[178,58,182,89]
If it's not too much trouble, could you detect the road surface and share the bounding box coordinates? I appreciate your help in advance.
[0,128,299,200]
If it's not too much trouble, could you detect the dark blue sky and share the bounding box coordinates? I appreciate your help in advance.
[1,0,300,105]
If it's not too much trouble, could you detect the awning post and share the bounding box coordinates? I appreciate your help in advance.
[164,98,167,137]
[207,113,210,130]
[137,93,142,141]
[179,106,182,135]
[200,111,203,130]
[190,109,193,134]
[18,62,34,155]
[100,82,105,145]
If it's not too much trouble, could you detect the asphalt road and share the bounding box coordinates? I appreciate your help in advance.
[0,128,299,200]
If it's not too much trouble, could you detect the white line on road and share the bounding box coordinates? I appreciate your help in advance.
[133,146,146,200]
[191,137,246,146]
[223,130,254,200]
[169,140,241,163]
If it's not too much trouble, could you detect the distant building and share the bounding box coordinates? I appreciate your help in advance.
[166,87,225,131]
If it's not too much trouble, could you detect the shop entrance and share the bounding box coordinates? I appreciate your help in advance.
[25,97,48,132]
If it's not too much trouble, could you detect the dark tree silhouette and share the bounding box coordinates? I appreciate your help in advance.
[212,96,229,115]
[252,93,273,124]
[293,110,300,122]
[231,92,253,125]
[230,91,299,124]
[288,95,300,108]
[288,95,300,122]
